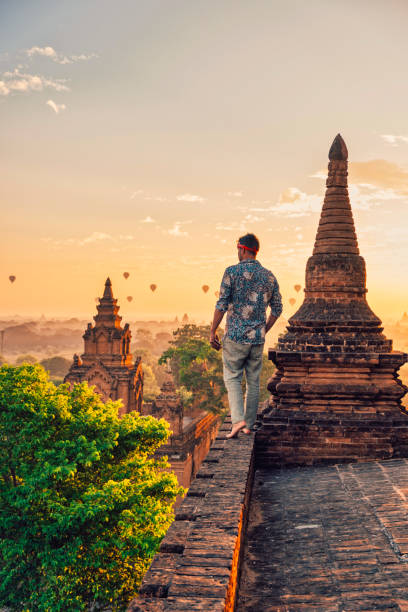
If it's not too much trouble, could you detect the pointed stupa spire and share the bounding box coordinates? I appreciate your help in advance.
[328,133,348,160]
[94,277,122,328]
[313,133,359,255]
[103,277,113,299]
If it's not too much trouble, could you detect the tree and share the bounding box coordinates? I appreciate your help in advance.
[143,364,161,401]
[15,353,37,364]
[171,323,213,346]
[0,364,183,612]
[40,355,71,378]
[159,327,227,415]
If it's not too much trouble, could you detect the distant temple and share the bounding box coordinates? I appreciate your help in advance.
[64,277,143,414]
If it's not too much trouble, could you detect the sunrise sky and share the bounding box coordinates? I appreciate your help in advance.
[2,0,408,321]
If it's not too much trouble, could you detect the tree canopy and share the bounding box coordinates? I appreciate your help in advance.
[159,325,227,415]
[0,363,183,611]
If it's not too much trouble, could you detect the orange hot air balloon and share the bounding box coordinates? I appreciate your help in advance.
[150,284,157,292]
[202,285,209,293]
[294,284,301,293]
[123,272,130,279]
[214,291,220,298]
[95,297,99,303]
[127,296,133,302]
[9,275,16,283]
[289,298,296,306]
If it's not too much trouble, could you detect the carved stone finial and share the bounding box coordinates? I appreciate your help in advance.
[328,133,348,161]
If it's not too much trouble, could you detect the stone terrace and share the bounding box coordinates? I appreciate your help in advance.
[238,459,408,611]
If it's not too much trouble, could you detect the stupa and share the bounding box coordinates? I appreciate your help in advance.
[64,278,143,415]
[257,134,408,466]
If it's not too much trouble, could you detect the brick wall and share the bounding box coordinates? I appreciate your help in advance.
[128,417,255,611]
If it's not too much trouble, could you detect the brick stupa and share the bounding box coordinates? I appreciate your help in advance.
[257,134,408,466]
[64,278,143,415]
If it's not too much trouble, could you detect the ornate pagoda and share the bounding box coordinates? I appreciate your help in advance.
[64,277,143,415]
[256,134,408,466]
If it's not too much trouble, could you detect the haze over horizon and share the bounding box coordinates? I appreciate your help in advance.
[2,0,408,322]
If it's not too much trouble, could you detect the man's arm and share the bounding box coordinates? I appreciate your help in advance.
[266,277,283,334]
[265,312,278,334]
[210,309,225,350]
[210,268,232,350]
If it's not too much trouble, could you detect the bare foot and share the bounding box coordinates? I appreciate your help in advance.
[226,421,246,439]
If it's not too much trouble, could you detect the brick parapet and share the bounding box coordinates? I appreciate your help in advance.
[128,416,255,611]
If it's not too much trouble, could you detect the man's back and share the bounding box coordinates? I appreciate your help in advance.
[215,259,282,344]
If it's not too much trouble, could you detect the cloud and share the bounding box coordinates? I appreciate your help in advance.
[309,170,326,179]
[176,193,205,203]
[26,46,57,59]
[349,159,408,194]
[81,232,113,245]
[227,191,243,197]
[43,232,114,247]
[0,67,69,96]
[26,46,97,65]
[248,188,323,217]
[46,99,66,114]
[141,216,155,223]
[168,223,188,237]
[165,221,191,237]
[130,190,144,199]
[380,134,408,147]
[243,213,264,223]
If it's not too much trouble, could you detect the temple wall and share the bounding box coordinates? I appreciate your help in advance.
[128,416,255,612]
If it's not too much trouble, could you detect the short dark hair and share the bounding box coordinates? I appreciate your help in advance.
[238,233,260,253]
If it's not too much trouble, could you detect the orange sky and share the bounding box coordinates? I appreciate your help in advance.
[1,1,408,321]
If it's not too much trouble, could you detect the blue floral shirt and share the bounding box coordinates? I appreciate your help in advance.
[215,260,282,345]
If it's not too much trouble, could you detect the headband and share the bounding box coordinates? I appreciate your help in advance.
[237,243,258,253]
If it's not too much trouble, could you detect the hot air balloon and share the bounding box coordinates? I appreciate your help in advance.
[202,285,209,293]
[289,298,296,306]
[127,296,133,302]
[9,275,16,283]
[150,284,157,292]
[294,284,301,293]
[214,291,220,298]
[95,297,99,303]
[123,272,129,279]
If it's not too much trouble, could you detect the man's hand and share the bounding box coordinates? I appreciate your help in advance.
[210,331,221,351]
[210,308,225,351]
[265,314,278,334]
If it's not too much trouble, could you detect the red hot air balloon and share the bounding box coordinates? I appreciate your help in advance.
[202,285,209,293]
[9,275,16,283]
[294,284,301,293]
[127,296,133,302]
[214,291,220,298]
[150,284,157,292]
[123,272,130,279]
[289,298,296,306]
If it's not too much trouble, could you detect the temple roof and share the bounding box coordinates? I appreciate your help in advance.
[313,133,359,256]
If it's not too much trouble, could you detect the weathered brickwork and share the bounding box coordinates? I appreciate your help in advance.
[238,460,408,611]
[65,277,143,414]
[128,417,255,611]
[257,135,408,466]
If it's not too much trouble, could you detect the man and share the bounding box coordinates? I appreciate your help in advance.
[210,233,282,438]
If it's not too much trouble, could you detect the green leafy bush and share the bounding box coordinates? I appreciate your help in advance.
[0,364,183,611]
